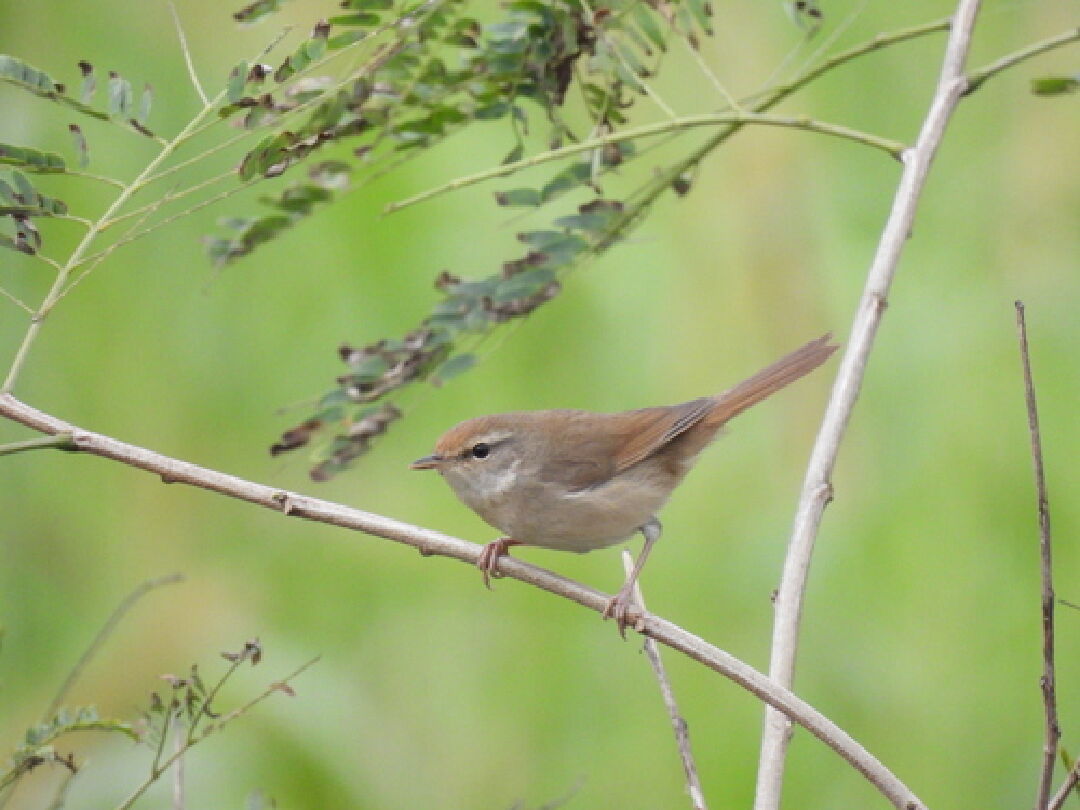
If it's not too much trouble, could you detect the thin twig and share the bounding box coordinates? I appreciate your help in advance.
[621,550,707,810]
[1016,301,1059,810]
[681,36,741,111]
[170,3,209,106]
[966,27,1080,95]
[105,169,235,230]
[0,286,34,315]
[57,184,181,301]
[792,0,871,88]
[114,656,319,810]
[385,112,905,213]
[63,180,254,300]
[62,170,128,190]
[0,392,926,810]
[0,433,75,456]
[753,3,983,809]
[1048,758,1080,810]
[44,574,185,720]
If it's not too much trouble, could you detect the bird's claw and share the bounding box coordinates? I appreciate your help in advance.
[477,537,515,589]
[602,586,645,638]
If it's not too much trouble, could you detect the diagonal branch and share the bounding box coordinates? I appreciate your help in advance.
[0,391,927,810]
[753,2,983,808]
[965,27,1080,96]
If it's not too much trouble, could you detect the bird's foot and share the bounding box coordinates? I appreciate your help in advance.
[477,537,520,589]
[602,585,645,638]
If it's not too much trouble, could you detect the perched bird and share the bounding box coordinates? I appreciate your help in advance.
[412,334,837,633]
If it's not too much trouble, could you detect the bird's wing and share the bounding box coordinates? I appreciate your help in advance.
[532,412,620,491]
[611,398,713,474]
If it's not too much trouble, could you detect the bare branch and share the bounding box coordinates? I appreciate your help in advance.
[754,3,984,808]
[1016,301,1060,810]
[621,550,707,810]
[0,392,926,810]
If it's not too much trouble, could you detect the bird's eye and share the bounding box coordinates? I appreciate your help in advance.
[470,442,490,459]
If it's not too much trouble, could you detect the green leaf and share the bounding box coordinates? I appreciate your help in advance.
[782,0,821,34]
[492,267,556,303]
[78,60,95,103]
[226,61,249,102]
[12,170,35,201]
[0,144,65,173]
[516,230,587,265]
[630,3,667,53]
[328,30,367,49]
[341,0,393,9]
[138,83,153,124]
[68,124,90,168]
[106,73,133,116]
[501,143,524,165]
[0,54,111,124]
[1031,75,1079,96]
[540,162,592,202]
[0,233,34,255]
[329,12,381,27]
[232,0,291,25]
[493,188,541,207]
[432,353,476,384]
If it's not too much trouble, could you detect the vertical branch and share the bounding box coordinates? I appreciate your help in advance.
[1015,301,1059,810]
[752,2,984,808]
[621,551,707,810]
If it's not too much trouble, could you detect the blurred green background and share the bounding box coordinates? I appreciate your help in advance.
[1,0,1078,808]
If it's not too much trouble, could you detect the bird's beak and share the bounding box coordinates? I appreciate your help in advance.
[410,454,443,470]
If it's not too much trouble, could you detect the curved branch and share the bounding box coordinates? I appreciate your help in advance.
[754,2,983,808]
[0,391,926,810]
[384,112,905,214]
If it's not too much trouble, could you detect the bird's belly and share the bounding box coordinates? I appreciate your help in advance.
[498,477,670,553]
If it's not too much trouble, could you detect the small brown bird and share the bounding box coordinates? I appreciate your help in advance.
[412,334,836,633]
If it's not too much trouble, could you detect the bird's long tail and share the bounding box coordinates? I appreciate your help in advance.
[705,333,838,426]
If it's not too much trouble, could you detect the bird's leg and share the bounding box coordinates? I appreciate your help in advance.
[477,537,521,589]
[603,517,662,637]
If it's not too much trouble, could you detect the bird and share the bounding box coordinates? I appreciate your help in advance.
[411,333,837,634]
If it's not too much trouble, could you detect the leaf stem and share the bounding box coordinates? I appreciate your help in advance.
[0,285,34,314]
[63,170,128,189]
